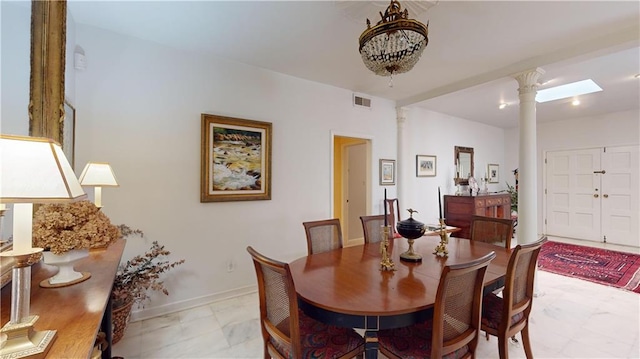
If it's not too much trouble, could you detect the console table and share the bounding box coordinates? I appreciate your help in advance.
[444,193,511,239]
[0,239,125,359]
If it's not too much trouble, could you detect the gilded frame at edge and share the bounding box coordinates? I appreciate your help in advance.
[201,114,272,202]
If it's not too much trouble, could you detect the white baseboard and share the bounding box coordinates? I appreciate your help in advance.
[129,285,258,322]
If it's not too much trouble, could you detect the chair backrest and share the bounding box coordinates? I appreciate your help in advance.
[302,218,343,255]
[432,251,496,358]
[247,246,302,358]
[360,215,386,244]
[385,198,401,234]
[501,236,547,335]
[470,215,515,249]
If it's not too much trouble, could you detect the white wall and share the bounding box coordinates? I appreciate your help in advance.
[401,108,507,224]
[0,5,571,319]
[504,109,640,233]
[71,24,398,319]
[1,2,30,136]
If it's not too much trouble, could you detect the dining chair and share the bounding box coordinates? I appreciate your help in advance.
[385,198,402,237]
[302,218,343,255]
[360,214,386,243]
[246,246,365,359]
[378,251,497,359]
[481,236,547,359]
[470,215,515,249]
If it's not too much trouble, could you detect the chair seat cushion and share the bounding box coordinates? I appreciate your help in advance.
[378,319,470,359]
[271,311,364,359]
[481,293,524,330]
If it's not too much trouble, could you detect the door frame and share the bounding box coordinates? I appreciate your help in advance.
[330,131,373,247]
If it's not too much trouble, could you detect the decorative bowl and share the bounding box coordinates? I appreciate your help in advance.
[396,211,426,239]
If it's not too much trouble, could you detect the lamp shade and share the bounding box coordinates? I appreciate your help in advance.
[0,134,86,203]
[78,162,119,187]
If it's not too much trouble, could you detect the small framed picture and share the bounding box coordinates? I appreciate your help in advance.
[488,164,499,183]
[416,155,437,177]
[379,159,396,185]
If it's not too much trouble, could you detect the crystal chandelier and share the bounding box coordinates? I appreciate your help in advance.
[358,0,429,80]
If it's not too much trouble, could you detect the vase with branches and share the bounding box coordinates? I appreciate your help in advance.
[110,230,185,343]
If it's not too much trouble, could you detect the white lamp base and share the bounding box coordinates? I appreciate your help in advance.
[0,315,56,359]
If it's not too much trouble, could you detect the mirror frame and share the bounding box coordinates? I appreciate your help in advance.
[29,0,67,143]
[454,146,474,185]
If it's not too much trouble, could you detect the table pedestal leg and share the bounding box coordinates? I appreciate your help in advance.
[364,331,379,359]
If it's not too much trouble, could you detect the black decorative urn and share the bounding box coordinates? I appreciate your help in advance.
[397,208,426,262]
[396,209,426,239]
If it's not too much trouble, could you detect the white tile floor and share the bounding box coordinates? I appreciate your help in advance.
[113,236,640,359]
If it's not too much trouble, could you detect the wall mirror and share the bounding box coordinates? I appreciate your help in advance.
[454,146,474,185]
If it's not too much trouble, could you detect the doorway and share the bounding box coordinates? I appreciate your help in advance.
[333,135,371,246]
[545,145,639,247]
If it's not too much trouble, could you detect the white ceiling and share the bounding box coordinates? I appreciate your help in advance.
[67,0,640,129]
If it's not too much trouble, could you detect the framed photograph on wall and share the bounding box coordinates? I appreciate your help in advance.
[201,114,272,202]
[416,155,437,177]
[62,100,76,169]
[379,159,396,185]
[488,163,500,183]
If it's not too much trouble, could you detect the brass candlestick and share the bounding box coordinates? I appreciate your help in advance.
[379,225,395,271]
[433,218,449,257]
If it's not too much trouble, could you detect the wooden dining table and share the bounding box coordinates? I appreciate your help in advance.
[289,236,511,359]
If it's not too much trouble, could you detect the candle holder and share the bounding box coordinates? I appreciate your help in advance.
[379,225,395,271]
[479,177,489,194]
[433,218,449,257]
[454,179,464,196]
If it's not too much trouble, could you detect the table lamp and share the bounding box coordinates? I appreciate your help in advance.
[78,162,119,208]
[0,134,87,358]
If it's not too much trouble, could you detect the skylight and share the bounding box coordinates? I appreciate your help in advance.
[536,79,602,103]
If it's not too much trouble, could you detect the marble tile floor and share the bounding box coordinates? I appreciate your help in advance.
[113,237,640,359]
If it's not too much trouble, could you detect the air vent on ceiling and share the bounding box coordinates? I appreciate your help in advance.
[353,94,371,108]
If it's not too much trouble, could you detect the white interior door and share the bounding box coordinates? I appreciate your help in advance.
[545,148,601,240]
[344,143,367,243]
[601,145,640,247]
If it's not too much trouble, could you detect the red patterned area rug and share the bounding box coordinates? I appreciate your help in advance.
[538,241,640,294]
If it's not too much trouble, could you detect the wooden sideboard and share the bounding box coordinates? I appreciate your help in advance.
[444,194,511,239]
[1,239,125,359]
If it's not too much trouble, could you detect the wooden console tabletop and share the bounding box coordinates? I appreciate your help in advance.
[1,239,125,359]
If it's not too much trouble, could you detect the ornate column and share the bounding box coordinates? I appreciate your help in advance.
[396,107,408,209]
[512,68,545,245]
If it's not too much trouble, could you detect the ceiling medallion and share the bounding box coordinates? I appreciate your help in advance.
[358,0,429,84]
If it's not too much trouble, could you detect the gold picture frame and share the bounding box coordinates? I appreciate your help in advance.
[488,163,500,183]
[379,159,396,185]
[416,155,437,177]
[201,114,272,202]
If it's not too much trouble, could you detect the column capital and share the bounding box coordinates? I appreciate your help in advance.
[396,107,408,123]
[512,68,546,95]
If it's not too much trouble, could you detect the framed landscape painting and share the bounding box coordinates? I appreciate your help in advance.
[416,155,436,177]
[201,114,272,202]
[379,159,395,185]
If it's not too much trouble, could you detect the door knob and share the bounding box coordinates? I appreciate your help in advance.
[603,194,609,198]
[593,194,599,198]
